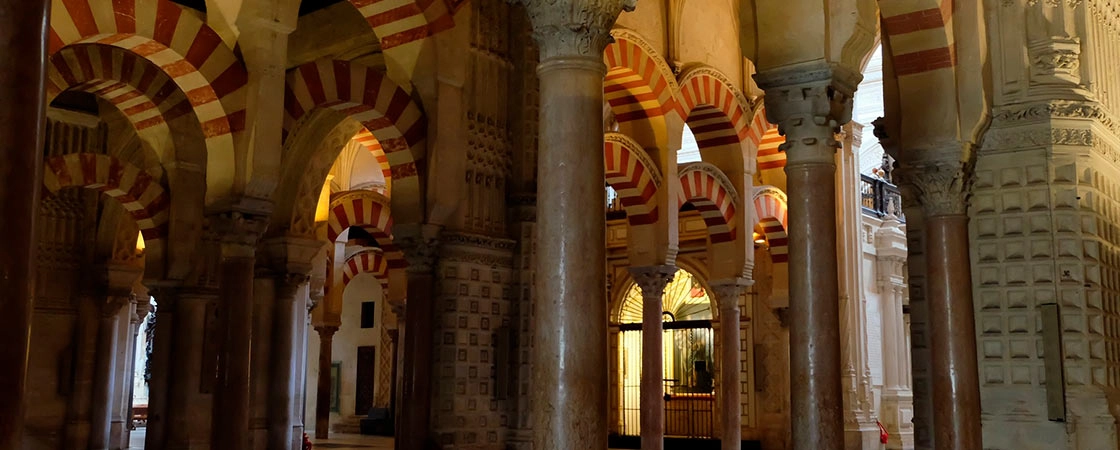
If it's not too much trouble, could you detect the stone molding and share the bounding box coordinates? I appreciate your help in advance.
[206,210,269,259]
[440,232,517,268]
[895,159,974,217]
[518,0,636,60]
[991,100,1119,136]
[626,265,676,299]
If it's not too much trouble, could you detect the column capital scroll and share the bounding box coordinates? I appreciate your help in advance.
[754,62,861,166]
[518,0,636,60]
[708,278,753,313]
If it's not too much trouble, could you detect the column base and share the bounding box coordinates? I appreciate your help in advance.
[881,389,915,450]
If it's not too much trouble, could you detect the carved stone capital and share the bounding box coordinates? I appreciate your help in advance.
[755,62,860,166]
[895,158,973,217]
[709,278,753,313]
[389,299,406,319]
[100,294,134,318]
[314,325,339,340]
[277,272,310,301]
[627,265,676,299]
[307,290,323,314]
[519,0,636,60]
[206,211,269,259]
[133,295,152,324]
[394,224,442,274]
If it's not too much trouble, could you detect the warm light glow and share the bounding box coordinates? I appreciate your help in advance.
[136,234,145,251]
[314,175,335,223]
[753,231,766,245]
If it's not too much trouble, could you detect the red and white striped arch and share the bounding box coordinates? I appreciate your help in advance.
[42,152,170,240]
[879,0,956,77]
[752,186,789,263]
[677,163,739,244]
[285,59,426,189]
[49,0,247,144]
[352,129,393,193]
[327,190,405,268]
[48,45,190,156]
[603,30,683,124]
[342,249,390,290]
[756,126,786,172]
[604,133,662,226]
[346,0,459,51]
[678,67,754,149]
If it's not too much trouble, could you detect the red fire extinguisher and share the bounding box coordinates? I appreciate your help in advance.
[878,420,889,444]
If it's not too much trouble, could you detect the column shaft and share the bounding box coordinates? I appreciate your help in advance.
[630,266,675,450]
[786,157,844,449]
[166,294,215,449]
[398,269,435,450]
[146,296,176,448]
[711,282,747,450]
[91,309,122,450]
[269,276,305,450]
[314,326,337,440]
[0,0,50,446]
[213,255,255,450]
[926,215,982,449]
[532,56,608,450]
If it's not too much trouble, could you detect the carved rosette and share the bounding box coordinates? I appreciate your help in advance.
[520,0,637,60]
[754,63,860,166]
[627,265,676,300]
[895,159,974,217]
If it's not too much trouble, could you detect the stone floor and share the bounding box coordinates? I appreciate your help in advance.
[127,428,394,449]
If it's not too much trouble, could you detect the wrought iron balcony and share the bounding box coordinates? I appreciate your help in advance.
[860,174,905,221]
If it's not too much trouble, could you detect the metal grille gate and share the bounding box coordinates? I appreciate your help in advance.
[618,319,715,438]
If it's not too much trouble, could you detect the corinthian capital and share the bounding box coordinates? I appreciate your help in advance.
[754,61,862,165]
[518,0,637,59]
[627,265,676,299]
[894,157,973,217]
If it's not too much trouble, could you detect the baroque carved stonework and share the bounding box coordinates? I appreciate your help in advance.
[518,0,636,59]
[755,62,860,166]
[991,100,1119,136]
[895,160,974,217]
[440,232,517,267]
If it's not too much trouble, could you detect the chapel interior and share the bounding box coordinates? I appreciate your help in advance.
[0,0,1116,450]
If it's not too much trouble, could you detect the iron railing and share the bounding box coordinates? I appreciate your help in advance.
[860,174,905,221]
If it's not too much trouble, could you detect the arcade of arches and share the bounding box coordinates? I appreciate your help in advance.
[1,1,1119,450]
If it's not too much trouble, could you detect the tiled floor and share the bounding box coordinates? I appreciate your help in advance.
[127,429,393,449]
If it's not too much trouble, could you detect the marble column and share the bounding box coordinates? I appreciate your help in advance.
[0,0,49,446]
[711,280,751,450]
[91,296,131,450]
[314,325,338,440]
[390,302,407,446]
[269,274,309,450]
[65,297,100,448]
[897,160,981,450]
[211,214,265,450]
[755,64,858,450]
[395,225,439,450]
[145,290,177,449]
[875,219,915,449]
[520,2,633,447]
[165,290,218,449]
[293,290,317,449]
[628,266,677,450]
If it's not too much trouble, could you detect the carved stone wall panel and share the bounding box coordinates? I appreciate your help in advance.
[430,234,516,450]
[970,142,1120,449]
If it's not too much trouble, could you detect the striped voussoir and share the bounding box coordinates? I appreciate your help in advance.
[327,190,406,268]
[285,59,426,191]
[756,125,786,172]
[603,32,683,124]
[342,249,390,290]
[346,0,456,51]
[43,153,169,240]
[604,133,662,226]
[678,67,754,149]
[677,163,739,244]
[49,0,248,158]
[353,129,394,191]
[879,0,956,76]
[752,186,789,263]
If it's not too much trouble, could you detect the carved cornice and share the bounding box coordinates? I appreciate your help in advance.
[895,159,974,217]
[990,101,1119,136]
[627,265,676,299]
[440,232,517,268]
[518,0,636,59]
